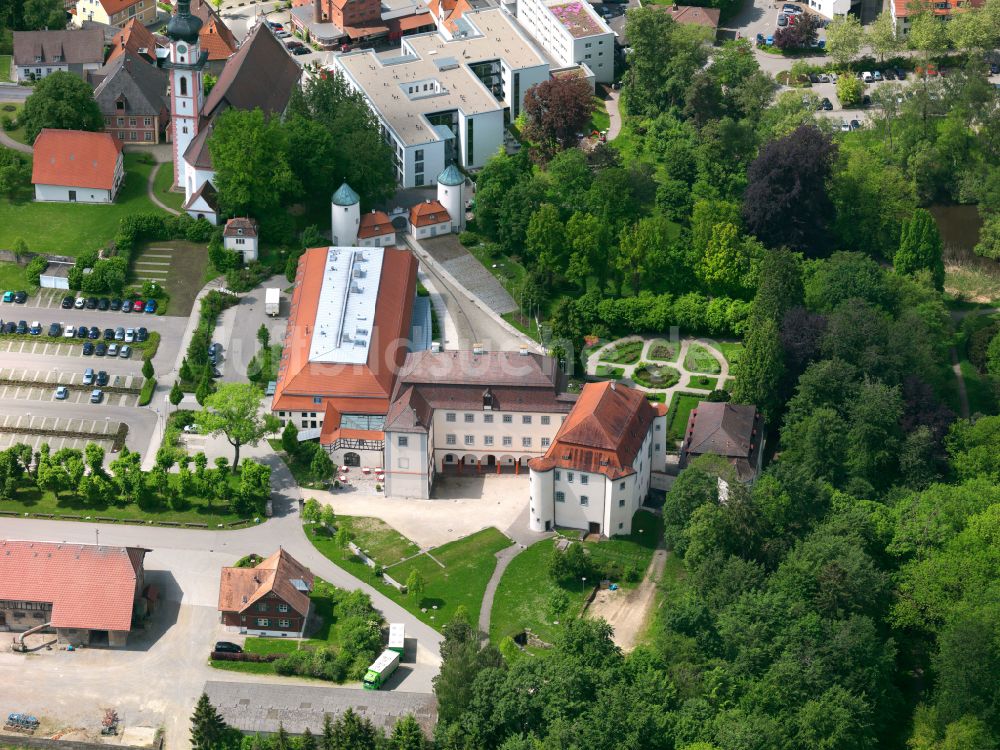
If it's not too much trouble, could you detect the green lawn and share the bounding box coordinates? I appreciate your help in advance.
[595,364,625,379]
[489,538,591,644]
[600,340,643,365]
[268,440,328,490]
[684,343,722,374]
[717,341,744,368]
[308,523,512,629]
[0,261,32,294]
[0,102,26,142]
[341,516,421,565]
[151,161,185,211]
[667,393,705,441]
[0,56,12,83]
[490,510,663,644]
[588,97,611,133]
[0,153,163,255]
[689,374,719,390]
[0,470,254,527]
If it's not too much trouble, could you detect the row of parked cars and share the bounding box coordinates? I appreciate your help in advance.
[1,291,28,304]
[0,320,147,357]
[268,20,310,56]
[62,296,157,314]
[55,369,111,403]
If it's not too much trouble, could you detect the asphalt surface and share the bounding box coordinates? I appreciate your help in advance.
[0,399,156,455]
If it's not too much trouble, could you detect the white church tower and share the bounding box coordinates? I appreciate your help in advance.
[164,0,206,193]
[437,164,466,233]
[331,182,360,246]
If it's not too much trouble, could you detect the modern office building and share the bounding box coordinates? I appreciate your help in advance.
[334,9,549,187]
[514,0,614,84]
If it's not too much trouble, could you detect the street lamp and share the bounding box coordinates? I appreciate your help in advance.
[581,576,586,593]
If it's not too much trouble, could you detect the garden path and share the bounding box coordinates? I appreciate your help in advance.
[147,162,181,217]
[584,336,734,406]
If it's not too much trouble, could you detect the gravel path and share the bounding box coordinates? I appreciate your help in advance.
[147,163,181,216]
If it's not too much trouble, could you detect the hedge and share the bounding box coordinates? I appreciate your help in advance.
[138,377,156,406]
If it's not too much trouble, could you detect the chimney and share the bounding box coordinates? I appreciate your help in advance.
[314,0,323,23]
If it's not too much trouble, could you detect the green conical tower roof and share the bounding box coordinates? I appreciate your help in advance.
[437,164,464,186]
[331,182,360,206]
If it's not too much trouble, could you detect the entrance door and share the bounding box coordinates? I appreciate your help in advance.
[545,521,551,531]
[343,452,361,467]
[68,190,77,202]
[588,522,601,534]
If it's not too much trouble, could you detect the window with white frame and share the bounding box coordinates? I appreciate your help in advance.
[464,413,474,423]
[541,415,550,425]
[503,414,512,423]
[398,436,409,447]
[464,435,474,446]
[554,470,561,480]
[446,412,456,422]
[522,437,532,448]
[278,619,291,628]
[446,434,456,445]
[522,415,532,425]
[567,472,574,483]
[484,435,494,446]
[555,491,565,502]
[483,413,494,423]
[541,438,550,448]
[256,618,270,627]
[277,603,289,613]
[502,436,512,447]
[581,475,589,485]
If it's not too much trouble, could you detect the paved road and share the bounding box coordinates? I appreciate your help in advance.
[0,398,157,455]
[216,276,287,384]
[0,84,31,102]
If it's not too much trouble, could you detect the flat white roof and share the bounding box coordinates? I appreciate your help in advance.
[335,9,547,148]
[308,246,385,365]
[545,0,613,39]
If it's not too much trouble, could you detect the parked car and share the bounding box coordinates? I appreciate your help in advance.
[29,321,41,335]
[76,326,88,339]
[47,323,61,337]
[74,297,85,309]
[883,69,895,80]
[840,120,851,131]
[214,641,243,654]
[132,299,144,313]
[896,67,907,79]
[782,3,803,13]
[14,291,26,304]
[89,326,100,339]
[83,368,95,386]
[120,345,132,359]
[90,389,103,404]
[144,299,157,314]
[114,327,125,341]
[818,73,830,83]
[108,343,119,357]
[991,62,999,75]
[766,35,774,46]
[292,46,309,55]
[183,424,199,434]
[275,29,291,38]
[96,371,109,386]
[2,321,14,334]
[95,342,107,357]
[82,342,94,355]
[63,325,76,338]
[121,299,132,312]
[135,327,148,342]
[97,298,110,311]
[124,328,135,343]
[2,291,12,303]
[61,295,74,309]
[15,320,27,335]
[285,39,303,49]
[850,119,861,130]
[85,297,98,309]
[110,298,122,310]
[777,13,788,26]
[873,70,883,81]
[862,94,872,106]
[266,21,283,29]
[103,328,115,341]
[809,73,820,83]
[862,71,873,82]
[820,97,833,110]
[55,386,68,400]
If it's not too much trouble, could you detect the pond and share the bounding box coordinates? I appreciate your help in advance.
[930,204,984,262]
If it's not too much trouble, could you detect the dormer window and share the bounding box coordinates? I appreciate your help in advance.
[52,54,62,62]
[237,228,243,235]
[116,99,125,111]
[34,55,42,63]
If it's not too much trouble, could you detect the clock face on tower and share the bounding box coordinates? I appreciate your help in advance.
[178,44,187,54]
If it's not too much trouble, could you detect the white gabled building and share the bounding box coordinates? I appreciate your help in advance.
[515,0,614,84]
[334,9,549,188]
[528,381,668,536]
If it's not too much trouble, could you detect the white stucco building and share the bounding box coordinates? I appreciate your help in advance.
[223,217,259,262]
[528,382,668,536]
[515,0,614,84]
[31,130,125,204]
[334,9,549,188]
[805,0,857,20]
[382,350,578,499]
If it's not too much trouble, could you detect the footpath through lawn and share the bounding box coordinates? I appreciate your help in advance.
[306,516,512,630]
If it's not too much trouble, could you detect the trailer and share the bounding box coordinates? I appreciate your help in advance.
[265,288,280,316]
[363,649,400,690]
[388,623,405,655]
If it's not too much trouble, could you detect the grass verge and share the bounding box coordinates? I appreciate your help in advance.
[150,161,185,211]
[595,364,624,379]
[307,522,511,629]
[666,392,705,442]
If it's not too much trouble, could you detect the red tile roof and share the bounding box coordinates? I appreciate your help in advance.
[409,200,450,228]
[530,382,656,479]
[893,0,982,17]
[99,0,146,15]
[357,210,394,240]
[0,540,147,632]
[218,548,314,616]
[271,245,418,413]
[223,217,257,238]
[32,129,123,191]
[393,11,435,33]
[664,4,720,28]
[190,0,239,60]
[107,18,160,64]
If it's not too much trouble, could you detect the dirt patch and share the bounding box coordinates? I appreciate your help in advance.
[131,241,208,317]
[586,546,667,651]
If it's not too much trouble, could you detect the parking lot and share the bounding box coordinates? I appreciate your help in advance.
[0,413,121,452]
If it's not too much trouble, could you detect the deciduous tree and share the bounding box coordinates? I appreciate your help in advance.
[196,383,279,470]
[522,77,595,159]
[20,72,103,143]
[825,15,863,68]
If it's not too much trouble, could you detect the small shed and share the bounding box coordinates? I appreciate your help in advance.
[39,262,72,290]
[223,217,259,262]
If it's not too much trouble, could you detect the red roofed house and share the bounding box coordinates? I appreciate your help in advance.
[0,540,150,648]
[679,401,764,483]
[528,382,668,535]
[106,18,162,66]
[218,548,315,637]
[188,0,240,74]
[408,200,452,239]
[74,0,157,29]
[32,129,125,204]
[271,245,419,468]
[890,0,983,36]
[357,210,396,248]
[383,350,578,498]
